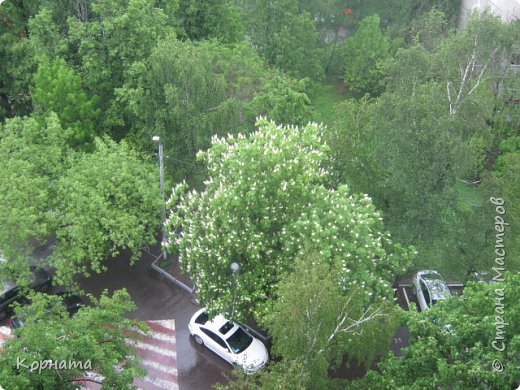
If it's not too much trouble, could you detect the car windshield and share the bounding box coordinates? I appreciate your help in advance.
[226,326,253,354]
[195,311,209,324]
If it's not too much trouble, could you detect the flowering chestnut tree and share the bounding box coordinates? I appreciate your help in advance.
[166,118,414,320]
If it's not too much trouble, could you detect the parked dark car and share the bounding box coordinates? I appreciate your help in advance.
[0,266,52,321]
[9,291,85,329]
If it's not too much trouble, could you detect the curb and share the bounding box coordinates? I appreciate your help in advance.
[150,254,197,296]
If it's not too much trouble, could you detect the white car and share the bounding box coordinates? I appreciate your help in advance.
[413,270,451,311]
[188,308,268,374]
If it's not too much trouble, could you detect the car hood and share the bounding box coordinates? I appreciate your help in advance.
[238,338,268,371]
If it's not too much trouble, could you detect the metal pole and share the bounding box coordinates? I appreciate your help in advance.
[153,136,167,261]
[159,141,167,260]
[231,262,240,319]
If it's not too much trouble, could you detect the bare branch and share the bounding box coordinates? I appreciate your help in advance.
[317,297,389,355]
[447,81,453,114]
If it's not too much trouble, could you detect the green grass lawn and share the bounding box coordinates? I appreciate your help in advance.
[454,180,485,209]
[310,77,346,126]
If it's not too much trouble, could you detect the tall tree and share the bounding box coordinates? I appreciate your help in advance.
[251,72,313,126]
[177,0,243,43]
[0,0,42,117]
[0,113,69,261]
[32,57,100,147]
[265,253,400,388]
[120,38,249,184]
[240,0,325,80]
[330,12,520,277]
[341,14,394,96]
[121,38,314,185]
[166,119,414,321]
[53,137,162,284]
[67,0,171,137]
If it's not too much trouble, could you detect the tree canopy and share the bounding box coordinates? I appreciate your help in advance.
[53,137,162,284]
[166,118,414,320]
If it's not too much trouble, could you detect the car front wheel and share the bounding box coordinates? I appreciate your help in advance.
[194,334,204,345]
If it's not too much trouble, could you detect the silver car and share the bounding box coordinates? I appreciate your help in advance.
[413,270,451,311]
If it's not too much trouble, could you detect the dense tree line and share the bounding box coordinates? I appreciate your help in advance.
[330,10,520,277]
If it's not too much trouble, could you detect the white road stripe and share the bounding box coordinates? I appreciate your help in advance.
[142,375,178,390]
[128,340,177,359]
[150,319,175,330]
[132,329,177,344]
[141,359,178,376]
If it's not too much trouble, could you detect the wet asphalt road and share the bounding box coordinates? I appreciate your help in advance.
[77,249,232,390]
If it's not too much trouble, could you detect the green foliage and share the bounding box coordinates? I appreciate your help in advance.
[121,38,248,184]
[326,96,379,189]
[0,113,163,282]
[341,15,394,96]
[0,1,40,117]
[241,0,325,80]
[215,358,310,390]
[32,57,100,147]
[330,12,520,277]
[67,0,172,135]
[178,0,244,42]
[330,83,470,245]
[27,6,69,59]
[251,73,313,126]
[122,38,314,185]
[266,254,400,387]
[407,7,450,51]
[53,137,162,284]
[166,119,414,321]
[351,273,520,389]
[0,289,147,389]
[0,113,69,258]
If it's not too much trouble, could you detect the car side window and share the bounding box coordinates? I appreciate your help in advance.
[201,328,229,350]
[420,281,430,305]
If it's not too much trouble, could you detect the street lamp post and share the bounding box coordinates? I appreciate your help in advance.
[230,262,240,319]
[152,136,167,260]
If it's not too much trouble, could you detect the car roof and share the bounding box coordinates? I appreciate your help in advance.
[417,270,444,280]
[422,278,450,300]
[205,314,230,331]
[200,312,243,338]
